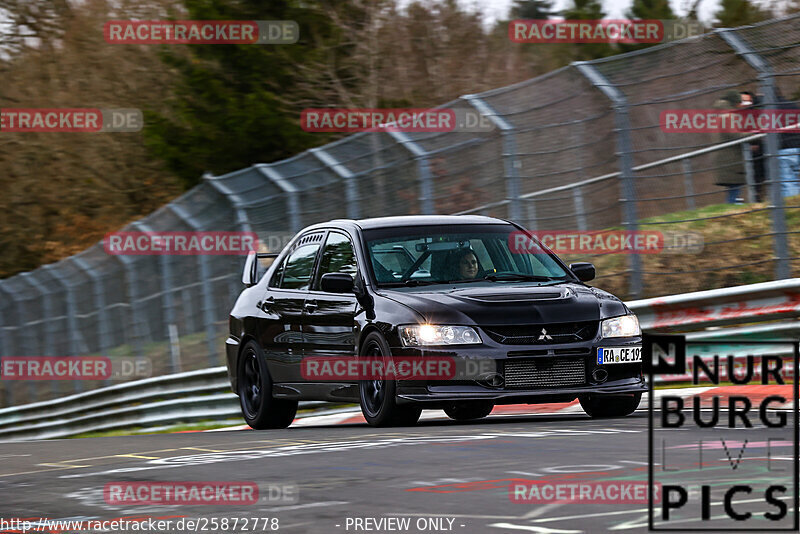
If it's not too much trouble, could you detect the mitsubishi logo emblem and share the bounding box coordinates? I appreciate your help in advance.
[538,328,553,341]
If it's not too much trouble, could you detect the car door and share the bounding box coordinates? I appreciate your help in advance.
[258,232,324,383]
[302,231,359,382]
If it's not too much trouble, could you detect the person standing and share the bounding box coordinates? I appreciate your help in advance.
[740,91,765,202]
[714,91,746,204]
[774,88,800,198]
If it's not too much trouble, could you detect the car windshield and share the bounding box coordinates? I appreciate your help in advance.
[363,224,571,287]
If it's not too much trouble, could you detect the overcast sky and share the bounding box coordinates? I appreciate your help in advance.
[456,0,723,23]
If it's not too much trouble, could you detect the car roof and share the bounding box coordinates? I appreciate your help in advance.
[334,215,508,230]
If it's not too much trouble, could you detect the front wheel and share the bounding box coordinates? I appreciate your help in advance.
[237,340,298,429]
[358,332,422,427]
[443,401,494,421]
[579,393,641,418]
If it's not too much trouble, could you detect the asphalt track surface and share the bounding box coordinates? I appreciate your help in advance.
[0,403,796,534]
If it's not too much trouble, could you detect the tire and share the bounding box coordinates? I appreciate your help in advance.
[443,401,494,421]
[358,332,422,427]
[237,340,298,429]
[579,393,641,418]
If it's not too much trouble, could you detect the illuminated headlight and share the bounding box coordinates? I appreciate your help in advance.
[399,325,482,346]
[601,314,641,338]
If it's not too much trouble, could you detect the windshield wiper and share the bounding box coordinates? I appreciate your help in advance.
[539,279,573,286]
[483,273,554,282]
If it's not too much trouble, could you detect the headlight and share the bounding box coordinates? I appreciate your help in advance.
[399,325,482,346]
[601,314,641,338]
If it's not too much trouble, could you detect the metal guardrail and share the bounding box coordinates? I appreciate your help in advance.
[0,280,797,441]
[628,278,800,331]
[0,367,324,441]
[686,320,800,340]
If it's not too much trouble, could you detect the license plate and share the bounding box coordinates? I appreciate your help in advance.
[597,346,642,365]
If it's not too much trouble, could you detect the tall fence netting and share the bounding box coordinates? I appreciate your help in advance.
[2,17,800,407]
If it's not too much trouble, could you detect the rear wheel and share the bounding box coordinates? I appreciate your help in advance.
[358,332,422,427]
[579,393,641,418]
[237,340,298,429]
[443,401,494,421]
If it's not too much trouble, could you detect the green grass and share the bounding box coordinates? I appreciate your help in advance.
[583,195,800,299]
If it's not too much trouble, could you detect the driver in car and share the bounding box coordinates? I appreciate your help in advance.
[454,248,480,279]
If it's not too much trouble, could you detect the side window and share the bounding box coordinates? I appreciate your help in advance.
[269,256,285,287]
[274,242,321,290]
[317,232,358,283]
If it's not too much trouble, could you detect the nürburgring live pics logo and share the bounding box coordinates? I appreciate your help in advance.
[646,334,799,531]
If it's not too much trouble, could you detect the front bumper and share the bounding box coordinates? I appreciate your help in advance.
[397,377,645,404]
[392,335,644,405]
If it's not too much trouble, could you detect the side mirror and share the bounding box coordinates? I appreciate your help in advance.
[569,262,595,282]
[353,274,375,320]
[320,272,355,293]
[242,251,257,286]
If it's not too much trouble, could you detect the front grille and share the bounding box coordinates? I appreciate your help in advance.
[504,357,586,389]
[483,322,598,345]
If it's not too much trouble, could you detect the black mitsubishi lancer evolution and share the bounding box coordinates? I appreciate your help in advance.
[226,215,644,428]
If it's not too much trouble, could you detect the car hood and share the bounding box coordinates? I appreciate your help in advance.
[377,283,628,325]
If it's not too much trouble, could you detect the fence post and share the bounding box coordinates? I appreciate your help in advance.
[18,272,57,399]
[573,187,587,231]
[681,159,697,210]
[203,173,255,235]
[462,95,522,221]
[256,164,303,232]
[575,62,643,298]
[719,29,791,280]
[368,133,389,215]
[387,130,435,215]
[168,203,219,367]
[309,147,360,220]
[72,255,114,387]
[43,265,83,393]
[183,286,197,334]
[526,199,538,230]
[132,220,178,374]
[740,143,757,203]
[204,172,257,308]
[4,282,33,400]
[0,283,15,406]
[111,255,147,358]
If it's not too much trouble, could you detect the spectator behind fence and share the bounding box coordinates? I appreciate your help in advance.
[714,91,746,204]
[740,91,766,202]
[774,88,800,198]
